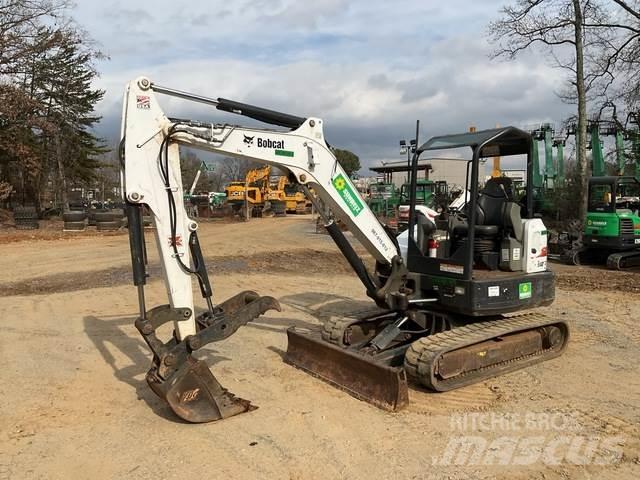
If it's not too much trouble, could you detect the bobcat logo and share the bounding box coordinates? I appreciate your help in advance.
[243,135,255,146]
[180,388,200,403]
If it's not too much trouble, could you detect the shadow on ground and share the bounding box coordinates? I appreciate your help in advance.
[83,303,319,421]
[83,314,228,423]
[278,292,375,323]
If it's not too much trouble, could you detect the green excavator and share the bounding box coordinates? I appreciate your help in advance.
[568,176,640,269]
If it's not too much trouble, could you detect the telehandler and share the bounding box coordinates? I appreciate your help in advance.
[120,77,569,422]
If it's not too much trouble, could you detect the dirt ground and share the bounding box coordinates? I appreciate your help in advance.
[1,216,639,479]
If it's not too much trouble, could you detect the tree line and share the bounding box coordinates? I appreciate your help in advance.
[0,0,105,211]
[490,0,640,219]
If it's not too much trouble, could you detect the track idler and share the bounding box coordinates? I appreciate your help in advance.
[136,291,281,423]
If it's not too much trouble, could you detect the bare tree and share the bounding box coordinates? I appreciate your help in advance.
[596,1,640,110]
[489,0,614,219]
[219,157,259,183]
[0,0,71,76]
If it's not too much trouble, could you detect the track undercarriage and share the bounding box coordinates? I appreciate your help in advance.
[285,308,569,411]
[564,245,640,269]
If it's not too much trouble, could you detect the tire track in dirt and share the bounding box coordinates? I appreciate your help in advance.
[0,249,353,296]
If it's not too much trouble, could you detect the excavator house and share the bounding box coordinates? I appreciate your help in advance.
[120,77,569,423]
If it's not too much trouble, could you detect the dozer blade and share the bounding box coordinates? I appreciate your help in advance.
[284,327,409,411]
[147,356,254,423]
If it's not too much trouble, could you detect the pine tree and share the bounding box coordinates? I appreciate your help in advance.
[32,27,107,209]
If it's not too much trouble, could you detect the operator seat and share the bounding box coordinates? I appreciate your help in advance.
[451,177,515,270]
[453,177,514,238]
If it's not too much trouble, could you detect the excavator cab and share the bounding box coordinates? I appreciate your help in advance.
[404,127,555,316]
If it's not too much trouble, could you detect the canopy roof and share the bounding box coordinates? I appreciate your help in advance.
[370,159,432,174]
[417,126,531,158]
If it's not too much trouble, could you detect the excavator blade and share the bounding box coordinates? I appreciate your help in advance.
[147,356,254,423]
[284,327,409,411]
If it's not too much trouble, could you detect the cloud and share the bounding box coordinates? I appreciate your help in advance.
[102,8,153,23]
[256,0,351,29]
[74,0,576,174]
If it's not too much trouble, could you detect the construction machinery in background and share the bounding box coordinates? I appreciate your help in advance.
[528,123,563,215]
[267,175,312,214]
[368,157,458,230]
[565,175,640,269]
[120,77,568,423]
[534,108,640,265]
[224,165,271,217]
[185,191,227,218]
[366,178,450,231]
[627,113,640,178]
[395,179,449,232]
[367,181,400,219]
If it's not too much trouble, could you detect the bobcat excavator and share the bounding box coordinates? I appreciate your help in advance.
[120,77,569,423]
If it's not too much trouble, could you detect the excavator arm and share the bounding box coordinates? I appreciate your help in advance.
[120,77,402,422]
[245,165,272,184]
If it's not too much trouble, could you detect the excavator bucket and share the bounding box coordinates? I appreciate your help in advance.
[147,356,254,423]
[137,291,280,423]
[284,327,409,411]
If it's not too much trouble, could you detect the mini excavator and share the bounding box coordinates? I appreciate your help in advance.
[120,77,569,422]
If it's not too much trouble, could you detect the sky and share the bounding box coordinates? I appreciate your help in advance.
[72,0,575,173]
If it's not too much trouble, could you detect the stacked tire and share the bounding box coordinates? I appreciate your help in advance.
[94,210,123,231]
[88,208,110,226]
[63,211,87,231]
[13,206,39,230]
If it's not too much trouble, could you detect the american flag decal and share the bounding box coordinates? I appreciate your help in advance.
[136,95,151,109]
[168,235,183,247]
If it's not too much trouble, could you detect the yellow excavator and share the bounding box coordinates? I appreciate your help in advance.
[267,176,312,214]
[224,165,271,217]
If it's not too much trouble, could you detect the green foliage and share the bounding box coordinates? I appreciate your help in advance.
[333,148,361,177]
[0,2,106,209]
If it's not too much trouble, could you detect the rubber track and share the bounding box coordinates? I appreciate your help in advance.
[607,251,640,269]
[321,317,355,345]
[321,306,391,346]
[404,313,569,392]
